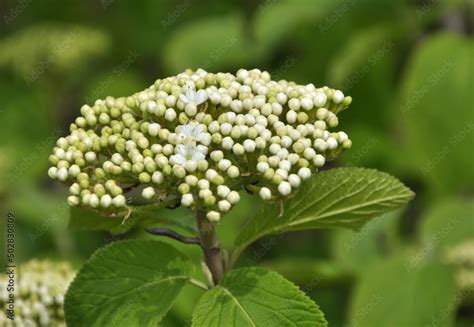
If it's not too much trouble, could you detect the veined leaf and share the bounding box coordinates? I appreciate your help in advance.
[65,240,195,327]
[192,267,327,327]
[68,203,197,235]
[233,168,414,264]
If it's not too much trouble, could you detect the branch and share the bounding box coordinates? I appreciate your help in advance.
[145,227,201,245]
[196,210,225,284]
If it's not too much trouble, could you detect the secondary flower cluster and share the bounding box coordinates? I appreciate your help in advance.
[0,260,75,327]
[444,240,474,292]
[48,68,352,222]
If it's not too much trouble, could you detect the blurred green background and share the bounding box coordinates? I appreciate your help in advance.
[0,0,473,326]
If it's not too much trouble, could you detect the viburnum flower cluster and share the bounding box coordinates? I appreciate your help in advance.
[48,68,352,222]
[0,260,75,327]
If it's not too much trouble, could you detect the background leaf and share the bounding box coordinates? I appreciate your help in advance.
[347,256,457,327]
[192,267,327,327]
[65,240,195,326]
[394,32,474,198]
[419,199,474,254]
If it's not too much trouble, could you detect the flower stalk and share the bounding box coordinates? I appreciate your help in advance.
[196,209,224,284]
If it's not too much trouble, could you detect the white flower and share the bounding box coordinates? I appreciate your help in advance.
[179,81,207,105]
[176,123,206,142]
[170,144,206,165]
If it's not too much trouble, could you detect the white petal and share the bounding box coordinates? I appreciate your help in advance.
[171,154,186,165]
[195,90,207,105]
[179,94,189,104]
[175,144,186,155]
[196,144,208,154]
[192,152,205,161]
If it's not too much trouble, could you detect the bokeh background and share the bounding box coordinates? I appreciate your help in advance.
[0,0,473,326]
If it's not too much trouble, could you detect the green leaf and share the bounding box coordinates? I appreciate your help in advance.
[65,240,195,327]
[395,32,473,197]
[331,210,402,274]
[233,168,414,261]
[348,256,457,327]
[68,204,197,235]
[162,13,260,74]
[192,267,327,327]
[420,199,474,254]
[327,24,398,88]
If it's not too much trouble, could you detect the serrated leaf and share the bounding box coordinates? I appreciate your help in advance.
[65,240,194,327]
[233,168,414,261]
[68,203,197,235]
[192,267,327,327]
[348,256,457,327]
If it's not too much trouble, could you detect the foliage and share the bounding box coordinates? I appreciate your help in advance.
[0,0,472,325]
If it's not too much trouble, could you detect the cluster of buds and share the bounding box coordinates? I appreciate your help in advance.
[48,68,352,222]
[0,260,75,326]
[444,240,474,292]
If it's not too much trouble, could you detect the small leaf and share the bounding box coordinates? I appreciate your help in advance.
[68,204,197,235]
[192,267,327,327]
[65,240,195,327]
[234,168,414,259]
[348,256,457,327]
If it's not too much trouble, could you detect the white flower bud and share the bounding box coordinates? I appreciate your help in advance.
[338,131,348,142]
[57,168,68,181]
[217,185,230,198]
[222,137,234,150]
[333,90,344,104]
[327,137,338,150]
[100,194,112,208]
[67,196,80,206]
[276,92,288,104]
[89,194,99,208]
[142,187,155,199]
[48,167,58,179]
[313,154,325,167]
[165,108,177,121]
[218,200,231,212]
[288,174,301,188]
[218,159,232,171]
[286,110,297,124]
[257,161,269,173]
[148,123,161,136]
[198,179,210,189]
[278,181,292,196]
[147,101,157,113]
[288,98,301,111]
[301,97,313,111]
[314,92,327,107]
[112,195,126,207]
[259,187,272,200]
[227,166,240,178]
[227,191,240,204]
[298,167,311,179]
[207,211,221,222]
[181,193,194,207]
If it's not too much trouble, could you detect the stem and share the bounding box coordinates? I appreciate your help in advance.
[145,227,201,245]
[196,209,224,285]
[189,278,209,291]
